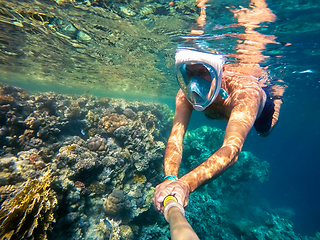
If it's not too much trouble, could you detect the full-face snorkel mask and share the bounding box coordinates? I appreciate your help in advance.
[175,47,228,111]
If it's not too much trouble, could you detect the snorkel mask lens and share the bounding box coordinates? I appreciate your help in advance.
[188,76,212,102]
[176,62,218,110]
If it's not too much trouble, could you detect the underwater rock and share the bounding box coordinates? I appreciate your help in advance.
[183,126,224,170]
[111,4,136,17]
[139,5,155,17]
[85,110,100,129]
[226,151,269,184]
[0,85,27,106]
[137,222,169,240]
[0,149,48,184]
[64,212,81,225]
[29,153,46,169]
[113,125,132,140]
[182,126,269,184]
[0,154,15,170]
[38,146,55,163]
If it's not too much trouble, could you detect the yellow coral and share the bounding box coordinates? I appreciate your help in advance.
[0,185,16,204]
[0,170,57,240]
[67,145,77,150]
[133,174,146,184]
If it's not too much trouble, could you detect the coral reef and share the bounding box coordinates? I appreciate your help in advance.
[183,126,269,184]
[0,84,173,239]
[0,84,318,239]
[0,170,57,240]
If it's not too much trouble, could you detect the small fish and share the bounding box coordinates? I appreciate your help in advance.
[299,69,313,74]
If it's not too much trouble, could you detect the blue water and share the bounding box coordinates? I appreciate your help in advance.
[249,2,320,235]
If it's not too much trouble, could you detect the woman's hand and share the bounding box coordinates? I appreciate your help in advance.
[152,179,191,213]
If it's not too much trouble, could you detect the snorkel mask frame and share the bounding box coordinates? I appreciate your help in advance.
[175,47,226,111]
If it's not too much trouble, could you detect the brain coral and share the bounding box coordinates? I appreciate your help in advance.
[103,189,128,217]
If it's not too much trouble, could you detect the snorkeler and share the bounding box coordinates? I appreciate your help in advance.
[152,46,286,213]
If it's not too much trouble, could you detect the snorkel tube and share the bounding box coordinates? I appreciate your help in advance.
[163,196,200,240]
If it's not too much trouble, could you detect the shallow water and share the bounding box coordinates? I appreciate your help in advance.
[1,0,320,238]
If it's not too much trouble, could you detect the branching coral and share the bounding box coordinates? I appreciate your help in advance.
[0,170,57,240]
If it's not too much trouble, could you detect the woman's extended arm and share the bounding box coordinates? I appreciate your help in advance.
[153,90,193,212]
[164,89,193,177]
